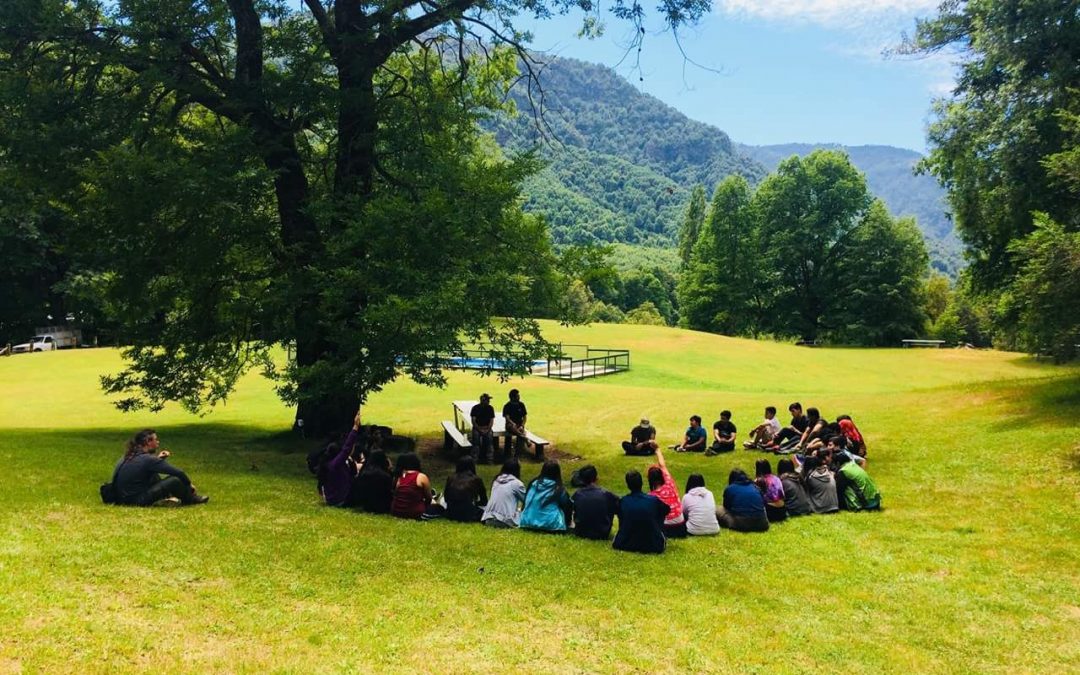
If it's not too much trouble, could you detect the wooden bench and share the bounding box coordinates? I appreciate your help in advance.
[441,420,471,454]
[525,430,549,459]
[901,339,945,348]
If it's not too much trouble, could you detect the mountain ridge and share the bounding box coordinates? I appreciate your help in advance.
[488,57,961,274]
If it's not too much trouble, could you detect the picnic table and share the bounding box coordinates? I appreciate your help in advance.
[444,399,549,459]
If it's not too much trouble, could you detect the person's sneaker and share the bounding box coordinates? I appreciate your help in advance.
[189,494,210,505]
[152,497,182,507]
[742,441,756,449]
[704,448,717,457]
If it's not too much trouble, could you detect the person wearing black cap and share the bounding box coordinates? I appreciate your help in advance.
[469,393,496,463]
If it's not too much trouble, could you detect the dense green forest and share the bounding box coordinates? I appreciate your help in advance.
[488,58,961,275]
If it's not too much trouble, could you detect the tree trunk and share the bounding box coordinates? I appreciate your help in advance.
[259,128,356,436]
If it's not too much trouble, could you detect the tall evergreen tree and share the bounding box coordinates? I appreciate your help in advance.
[830,201,929,346]
[677,176,764,335]
[677,184,708,267]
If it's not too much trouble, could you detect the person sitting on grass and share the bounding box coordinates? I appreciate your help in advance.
[834,451,882,511]
[501,388,530,460]
[469,393,496,464]
[744,406,782,450]
[571,465,620,540]
[112,429,209,507]
[481,458,527,529]
[754,459,787,523]
[673,415,707,453]
[837,416,867,457]
[799,456,839,514]
[622,417,658,456]
[520,460,573,533]
[443,456,488,523]
[718,468,769,532]
[776,459,811,517]
[795,407,829,452]
[706,410,737,455]
[648,448,687,537]
[681,473,720,536]
[766,403,808,452]
[612,470,670,554]
[390,453,432,520]
[323,411,363,507]
[350,450,394,514]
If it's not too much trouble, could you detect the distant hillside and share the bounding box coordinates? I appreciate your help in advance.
[487,58,764,245]
[488,57,961,274]
[740,143,961,275]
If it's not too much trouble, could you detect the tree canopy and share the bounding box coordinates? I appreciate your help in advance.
[0,0,711,432]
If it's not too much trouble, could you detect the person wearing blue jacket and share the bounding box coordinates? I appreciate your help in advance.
[612,470,670,553]
[718,468,769,532]
[520,461,573,532]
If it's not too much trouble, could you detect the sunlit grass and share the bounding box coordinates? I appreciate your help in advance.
[1,321,1078,672]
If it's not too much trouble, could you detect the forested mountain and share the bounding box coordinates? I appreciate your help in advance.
[488,57,961,274]
[486,58,765,245]
[740,143,961,274]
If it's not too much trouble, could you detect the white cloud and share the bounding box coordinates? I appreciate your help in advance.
[715,0,939,30]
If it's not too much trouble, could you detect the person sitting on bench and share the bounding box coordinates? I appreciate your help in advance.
[112,429,209,506]
[622,417,658,455]
[673,415,707,452]
[469,393,496,463]
[501,388,530,460]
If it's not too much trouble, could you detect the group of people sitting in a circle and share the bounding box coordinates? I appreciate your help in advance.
[304,402,882,554]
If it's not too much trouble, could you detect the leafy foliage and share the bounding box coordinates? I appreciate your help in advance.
[907,0,1080,290]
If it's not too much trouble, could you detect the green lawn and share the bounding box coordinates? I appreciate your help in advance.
[1,321,1078,673]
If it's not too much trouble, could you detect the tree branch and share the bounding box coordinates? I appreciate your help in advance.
[302,0,339,58]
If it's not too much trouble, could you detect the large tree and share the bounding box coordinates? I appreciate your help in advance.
[907,0,1080,292]
[0,0,708,433]
[753,150,872,341]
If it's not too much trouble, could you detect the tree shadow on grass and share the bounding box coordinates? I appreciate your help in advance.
[985,374,1080,450]
[0,421,469,486]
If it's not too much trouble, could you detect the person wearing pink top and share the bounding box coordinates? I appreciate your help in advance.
[647,448,687,538]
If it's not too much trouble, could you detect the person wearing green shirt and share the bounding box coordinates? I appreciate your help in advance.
[835,452,881,511]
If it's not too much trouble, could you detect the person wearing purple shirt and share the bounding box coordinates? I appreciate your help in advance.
[323,410,362,507]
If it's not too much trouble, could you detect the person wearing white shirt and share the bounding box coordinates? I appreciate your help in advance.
[681,473,720,535]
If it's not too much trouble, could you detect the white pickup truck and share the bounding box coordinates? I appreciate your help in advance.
[11,328,81,353]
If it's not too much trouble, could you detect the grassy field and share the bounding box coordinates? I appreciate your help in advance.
[1,321,1078,673]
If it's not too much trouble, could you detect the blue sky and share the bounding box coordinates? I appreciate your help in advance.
[516,0,957,153]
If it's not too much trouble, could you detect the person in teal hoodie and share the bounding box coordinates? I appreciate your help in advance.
[835,452,881,511]
[520,460,573,532]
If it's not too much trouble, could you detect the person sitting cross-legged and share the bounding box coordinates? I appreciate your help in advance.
[571,464,620,540]
[612,470,670,554]
[681,473,720,536]
[622,417,658,456]
[520,460,573,533]
[648,448,687,538]
[350,449,394,514]
[443,456,488,523]
[706,410,737,456]
[482,458,527,529]
[673,415,707,453]
[718,468,769,533]
[111,429,209,507]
